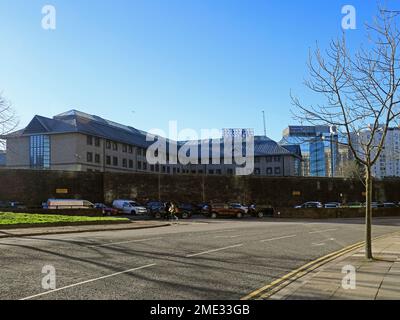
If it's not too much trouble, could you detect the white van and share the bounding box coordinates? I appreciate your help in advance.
[44,199,95,210]
[112,200,148,215]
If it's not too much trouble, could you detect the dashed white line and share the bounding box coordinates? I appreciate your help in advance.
[186,244,244,258]
[260,235,297,243]
[20,263,157,300]
[214,235,241,239]
[87,237,163,248]
[309,229,338,234]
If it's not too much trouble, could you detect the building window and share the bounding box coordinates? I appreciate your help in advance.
[122,158,127,168]
[216,169,222,175]
[94,137,100,147]
[129,160,133,168]
[167,167,171,173]
[138,161,142,170]
[266,156,272,163]
[87,135,93,146]
[274,167,281,175]
[106,155,111,165]
[162,166,166,173]
[155,164,160,172]
[113,157,118,166]
[150,165,155,172]
[122,144,127,153]
[274,156,281,162]
[227,169,234,175]
[87,152,93,163]
[143,162,147,170]
[255,158,261,163]
[106,140,111,149]
[95,154,100,164]
[254,168,261,175]
[266,167,273,175]
[209,170,214,175]
[112,142,118,151]
[128,146,133,153]
[30,135,51,169]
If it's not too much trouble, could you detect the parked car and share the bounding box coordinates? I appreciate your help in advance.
[112,200,148,215]
[146,201,167,219]
[346,202,363,208]
[384,202,398,208]
[44,199,94,209]
[206,203,245,219]
[248,204,274,218]
[8,201,27,209]
[324,202,341,209]
[177,203,197,219]
[229,203,249,214]
[295,202,323,209]
[94,203,119,216]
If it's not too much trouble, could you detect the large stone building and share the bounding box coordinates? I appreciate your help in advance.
[1,110,302,176]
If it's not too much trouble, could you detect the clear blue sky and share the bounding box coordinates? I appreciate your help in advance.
[0,0,393,141]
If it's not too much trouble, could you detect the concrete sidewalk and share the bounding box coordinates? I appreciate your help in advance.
[0,221,171,239]
[269,232,400,300]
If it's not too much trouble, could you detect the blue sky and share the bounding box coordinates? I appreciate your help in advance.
[0,0,394,141]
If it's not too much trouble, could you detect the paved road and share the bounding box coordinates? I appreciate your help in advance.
[1,217,400,300]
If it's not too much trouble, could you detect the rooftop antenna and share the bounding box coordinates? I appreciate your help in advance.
[262,111,267,137]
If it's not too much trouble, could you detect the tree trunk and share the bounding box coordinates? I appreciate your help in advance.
[365,165,373,260]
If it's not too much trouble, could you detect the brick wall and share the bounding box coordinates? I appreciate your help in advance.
[0,169,400,207]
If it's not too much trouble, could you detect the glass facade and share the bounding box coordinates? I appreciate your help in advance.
[30,135,50,169]
[281,126,339,177]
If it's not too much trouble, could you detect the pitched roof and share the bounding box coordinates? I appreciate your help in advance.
[4,110,302,158]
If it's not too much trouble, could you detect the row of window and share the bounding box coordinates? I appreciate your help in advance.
[254,167,282,175]
[87,135,146,155]
[255,156,282,163]
[86,152,149,170]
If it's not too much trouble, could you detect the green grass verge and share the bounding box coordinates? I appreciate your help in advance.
[0,212,129,226]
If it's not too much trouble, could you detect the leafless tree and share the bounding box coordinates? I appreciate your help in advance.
[292,8,400,260]
[0,93,18,149]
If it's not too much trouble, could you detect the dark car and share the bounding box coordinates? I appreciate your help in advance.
[248,205,274,218]
[177,203,197,219]
[146,201,167,219]
[94,203,119,216]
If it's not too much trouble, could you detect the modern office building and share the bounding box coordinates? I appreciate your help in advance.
[0,150,5,167]
[281,125,339,177]
[1,110,302,176]
[351,126,400,179]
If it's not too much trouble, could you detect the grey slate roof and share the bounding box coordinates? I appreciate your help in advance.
[4,110,302,159]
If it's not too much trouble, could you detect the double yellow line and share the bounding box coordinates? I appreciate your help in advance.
[241,231,400,300]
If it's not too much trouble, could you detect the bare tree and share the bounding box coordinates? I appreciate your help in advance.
[292,8,400,260]
[0,93,18,149]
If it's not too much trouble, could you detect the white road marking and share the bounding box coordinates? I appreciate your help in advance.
[260,235,297,243]
[186,244,244,258]
[214,235,241,239]
[309,229,338,234]
[20,263,157,300]
[87,237,163,248]
[209,229,238,234]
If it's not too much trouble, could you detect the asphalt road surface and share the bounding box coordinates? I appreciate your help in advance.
[1,217,400,300]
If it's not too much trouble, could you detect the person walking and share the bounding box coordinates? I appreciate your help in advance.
[169,202,179,221]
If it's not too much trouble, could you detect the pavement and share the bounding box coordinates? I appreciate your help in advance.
[0,217,400,300]
[266,232,400,300]
[0,220,171,239]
